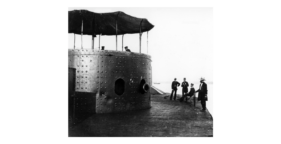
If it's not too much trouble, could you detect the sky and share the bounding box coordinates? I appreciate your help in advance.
[67,6,281,118]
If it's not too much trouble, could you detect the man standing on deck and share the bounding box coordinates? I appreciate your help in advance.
[170,78,180,100]
[181,78,189,102]
[196,78,208,111]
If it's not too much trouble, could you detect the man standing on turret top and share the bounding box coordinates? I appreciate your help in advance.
[170,78,180,101]
[196,77,208,111]
[181,78,189,102]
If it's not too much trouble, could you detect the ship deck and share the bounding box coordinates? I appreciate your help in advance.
[69,93,213,137]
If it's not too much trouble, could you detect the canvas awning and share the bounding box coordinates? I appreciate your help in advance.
[68,10,154,36]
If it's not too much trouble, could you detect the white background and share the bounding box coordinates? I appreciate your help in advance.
[67,7,281,118]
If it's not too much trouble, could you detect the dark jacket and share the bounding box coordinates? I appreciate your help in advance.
[181,81,189,90]
[196,82,208,101]
[171,81,180,90]
[188,87,195,96]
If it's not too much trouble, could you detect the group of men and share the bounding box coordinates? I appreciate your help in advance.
[170,77,208,111]
[100,46,131,52]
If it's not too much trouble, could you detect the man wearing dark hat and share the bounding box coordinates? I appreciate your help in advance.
[196,77,208,111]
[125,46,131,52]
[170,78,180,100]
[181,78,189,102]
[101,46,105,50]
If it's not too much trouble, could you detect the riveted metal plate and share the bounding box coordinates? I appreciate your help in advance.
[69,49,152,114]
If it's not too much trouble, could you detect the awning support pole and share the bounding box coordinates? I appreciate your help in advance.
[139,19,144,53]
[139,33,142,53]
[92,36,94,49]
[81,20,83,49]
[115,12,120,51]
[122,35,124,51]
[116,35,117,51]
[74,34,75,49]
[147,31,149,54]
[99,34,101,50]
[92,16,95,50]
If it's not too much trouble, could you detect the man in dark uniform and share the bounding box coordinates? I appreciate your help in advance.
[179,83,195,102]
[125,46,131,52]
[170,78,180,100]
[181,78,189,102]
[196,78,208,111]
